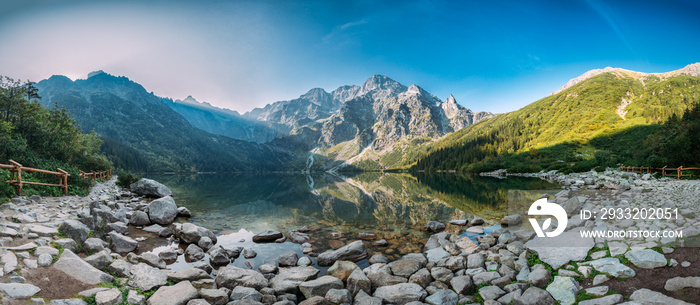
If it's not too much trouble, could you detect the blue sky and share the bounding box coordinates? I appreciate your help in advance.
[0,0,698,113]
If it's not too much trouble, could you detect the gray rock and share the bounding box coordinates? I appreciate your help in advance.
[317,240,367,266]
[34,246,60,256]
[665,276,700,291]
[38,253,53,267]
[514,287,555,305]
[166,268,211,282]
[425,221,446,232]
[84,250,113,270]
[84,238,106,253]
[478,285,505,300]
[327,260,359,281]
[423,233,450,251]
[439,255,466,271]
[197,237,213,250]
[252,230,283,243]
[449,219,468,226]
[28,224,58,237]
[373,283,426,305]
[95,288,122,305]
[146,280,198,305]
[425,247,451,263]
[215,266,268,290]
[389,259,422,278]
[59,220,91,244]
[354,290,382,305]
[545,276,579,305]
[524,231,595,269]
[287,231,310,244]
[270,266,320,294]
[109,232,138,253]
[430,267,454,282]
[278,251,299,267]
[347,268,371,296]
[199,288,228,305]
[243,248,257,259]
[368,273,408,290]
[148,196,178,225]
[207,247,230,266]
[0,283,41,299]
[625,249,667,269]
[501,214,523,226]
[54,249,113,285]
[130,179,172,198]
[584,286,609,297]
[108,259,132,277]
[630,288,693,305]
[129,263,167,291]
[258,263,278,274]
[528,268,551,288]
[176,223,217,244]
[2,251,18,273]
[178,207,192,217]
[130,211,151,226]
[158,248,178,263]
[78,288,110,298]
[408,268,432,288]
[586,258,636,278]
[127,290,146,305]
[185,244,205,262]
[325,288,351,304]
[231,286,262,302]
[578,294,624,305]
[54,238,79,252]
[450,275,473,294]
[467,253,485,269]
[592,274,610,285]
[425,289,457,305]
[299,276,344,299]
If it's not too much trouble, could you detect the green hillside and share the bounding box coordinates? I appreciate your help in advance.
[411,70,700,173]
[1,76,110,201]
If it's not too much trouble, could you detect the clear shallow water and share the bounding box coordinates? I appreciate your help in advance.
[143,172,557,270]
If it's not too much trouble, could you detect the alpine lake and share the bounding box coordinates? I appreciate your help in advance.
[141,172,558,272]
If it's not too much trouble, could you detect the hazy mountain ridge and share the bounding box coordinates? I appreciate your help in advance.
[35,71,293,172]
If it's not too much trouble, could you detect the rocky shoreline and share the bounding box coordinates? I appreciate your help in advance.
[0,170,698,305]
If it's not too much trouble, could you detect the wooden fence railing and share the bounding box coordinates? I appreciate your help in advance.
[80,169,112,182]
[619,166,700,179]
[1,160,113,196]
[0,160,70,196]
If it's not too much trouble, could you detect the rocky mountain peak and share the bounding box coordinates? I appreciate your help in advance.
[446,94,456,104]
[359,74,407,97]
[87,70,106,78]
[553,67,619,95]
[300,88,333,105]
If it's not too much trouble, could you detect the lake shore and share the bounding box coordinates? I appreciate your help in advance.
[0,170,698,304]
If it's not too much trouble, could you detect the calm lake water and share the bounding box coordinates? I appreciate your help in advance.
[143,172,557,271]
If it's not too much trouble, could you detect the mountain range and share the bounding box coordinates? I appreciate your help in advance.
[32,63,700,173]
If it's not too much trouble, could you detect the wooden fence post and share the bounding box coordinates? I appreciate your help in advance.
[678,166,683,180]
[9,160,22,196]
[57,168,68,196]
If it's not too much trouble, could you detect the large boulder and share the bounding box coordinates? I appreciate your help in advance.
[175,223,217,244]
[373,283,426,305]
[146,280,198,305]
[585,258,636,278]
[0,283,41,299]
[270,266,320,294]
[59,220,91,244]
[524,231,594,269]
[545,276,579,305]
[130,211,151,226]
[54,249,113,285]
[130,178,172,198]
[514,287,555,305]
[215,266,268,290]
[130,263,167,291]
[328,260,360,281]
[252,230,283,243]
[347,268,371,296]
[109,232,138,253]
[317,241,368,266]
[299,276,344,299]
[630,288,693,305]
[625,249,668,269]
[148,196,178,225]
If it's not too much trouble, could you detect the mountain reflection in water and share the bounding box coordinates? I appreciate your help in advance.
[146,172,557,260]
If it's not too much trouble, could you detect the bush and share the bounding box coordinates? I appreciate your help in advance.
[0,169,16,203]
[116,169,141,189]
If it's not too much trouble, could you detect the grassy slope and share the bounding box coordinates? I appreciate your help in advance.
[408,71,700,172]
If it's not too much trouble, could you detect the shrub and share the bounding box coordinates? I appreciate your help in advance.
[116,169,141,189]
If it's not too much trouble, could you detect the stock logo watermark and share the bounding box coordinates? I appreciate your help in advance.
[527,198,568,238]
